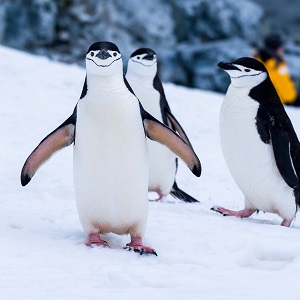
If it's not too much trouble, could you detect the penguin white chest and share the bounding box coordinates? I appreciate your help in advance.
[73,90,149,235]
[220,86,295,218]
[128,81,176,195]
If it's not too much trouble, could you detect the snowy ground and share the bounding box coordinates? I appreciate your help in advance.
[1,46,300,299]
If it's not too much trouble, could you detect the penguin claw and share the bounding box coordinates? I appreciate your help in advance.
[124,245,158,256]
[210,206,228,216]
[124,237,157,256]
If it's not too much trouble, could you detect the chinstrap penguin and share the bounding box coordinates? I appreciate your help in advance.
[126,48,199,203]
[211,57,300,227]
[21,41,201,255]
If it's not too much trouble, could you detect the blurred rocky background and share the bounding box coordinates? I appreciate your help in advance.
[0,0,300,93]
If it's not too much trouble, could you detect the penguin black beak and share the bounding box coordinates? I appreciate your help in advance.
[218,61,241,71]
[96,50,112,60]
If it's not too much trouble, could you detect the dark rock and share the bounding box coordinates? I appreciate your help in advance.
[0,0,57,49]
[161,38,253,93]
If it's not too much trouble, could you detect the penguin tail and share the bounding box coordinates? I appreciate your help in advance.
[170,182,200,203]
[294,187,300,208]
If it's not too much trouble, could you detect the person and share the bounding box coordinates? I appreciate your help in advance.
[254,34,300,106]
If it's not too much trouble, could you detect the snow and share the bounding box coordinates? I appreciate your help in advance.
[1,45,300,299]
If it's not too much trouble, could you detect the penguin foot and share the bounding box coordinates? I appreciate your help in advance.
[149,193,165,202]
[148,189,166,202]
[211,206,255,218]
[281,219,292,227]
[125,237,158,256]
[85,233,109,247]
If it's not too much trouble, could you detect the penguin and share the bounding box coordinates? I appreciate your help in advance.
[21,41,201,255]
[126,48,199,203]
[211,57,300,227]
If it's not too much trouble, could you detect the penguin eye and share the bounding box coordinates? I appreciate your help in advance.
[244,69,251,72]
[90,51,94,57]
[137,56,140,60]
[113,52,118,57]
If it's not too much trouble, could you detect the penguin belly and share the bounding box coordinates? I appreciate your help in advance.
[131,84,176,195]
[220,87,296,220]
[147,139,177,195]
[73,93,149,236]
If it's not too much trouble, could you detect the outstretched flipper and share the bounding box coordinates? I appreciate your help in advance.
[165,109,193,149]
[142,109,201,177]
[21,107,77,186]
[170,181,199,203]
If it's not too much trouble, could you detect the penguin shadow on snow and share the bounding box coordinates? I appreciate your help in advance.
[210,207,298,227]
[237,241,298,271]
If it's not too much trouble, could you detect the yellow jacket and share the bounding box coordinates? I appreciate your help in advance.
[256,56,297,104]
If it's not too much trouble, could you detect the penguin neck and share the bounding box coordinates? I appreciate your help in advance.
[227,84,252,99]
[126,71,155,88]
[87,72,125,92]
[224,84,260,112]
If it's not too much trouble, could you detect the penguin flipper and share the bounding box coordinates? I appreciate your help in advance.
[269,125,300,189]
[21,111,76,186]
[142,111,201,177]
[165,110,193,149]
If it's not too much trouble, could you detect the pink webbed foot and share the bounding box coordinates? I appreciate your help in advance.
[211,206,255,218]
[281,219,292,227]
[85,233,109,247]
[125,237,157,256]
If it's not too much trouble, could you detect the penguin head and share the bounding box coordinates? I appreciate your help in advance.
[85,41,122,77]
[127,48,157,77]
[218,57,268,88]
